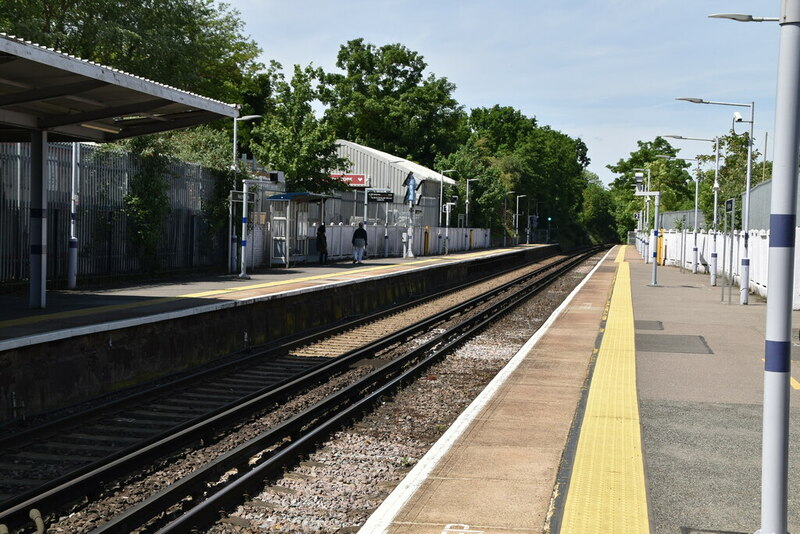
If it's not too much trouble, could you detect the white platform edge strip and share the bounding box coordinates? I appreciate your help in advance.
[357,246,616,533]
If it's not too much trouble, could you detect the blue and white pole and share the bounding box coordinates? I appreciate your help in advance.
[759,2,800,532]
[239,180,250,279]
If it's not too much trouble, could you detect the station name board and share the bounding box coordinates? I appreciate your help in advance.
[331,173,367,187]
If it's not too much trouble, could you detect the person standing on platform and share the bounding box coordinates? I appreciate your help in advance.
[316,223,328,265]
[352,222,368,264]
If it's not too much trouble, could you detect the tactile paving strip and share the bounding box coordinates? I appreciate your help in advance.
[559,246,650,533]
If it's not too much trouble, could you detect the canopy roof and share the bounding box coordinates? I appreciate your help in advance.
[0,33,238,143]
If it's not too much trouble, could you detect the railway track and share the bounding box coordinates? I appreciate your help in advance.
[0,247,604,533]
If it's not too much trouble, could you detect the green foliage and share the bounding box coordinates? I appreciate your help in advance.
[0,0,263,103]
[321,38,468,169]
[119,137,171,272]
[438,105,594,247]
[250,63,351,193]
[580,172,617,243]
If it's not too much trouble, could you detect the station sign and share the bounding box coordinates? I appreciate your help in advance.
[230,190,256,202]
[331,173,367,187]
[367,189,394,203]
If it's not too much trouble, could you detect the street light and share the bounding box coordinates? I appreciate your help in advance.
[515,194,527,245]
[709,13,778,22]
[503,190,514,247]
[657,155,703,274]
[439,169,457,227]
[466,178,478,228]
[713,6,797,533]
[632,167,651,263]
[232,114,263,172]
[676,96,754,304]
[663,135,721,285]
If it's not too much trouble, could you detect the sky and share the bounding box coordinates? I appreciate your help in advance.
[226,1,781,186]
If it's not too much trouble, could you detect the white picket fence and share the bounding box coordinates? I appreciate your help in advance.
[634,228,800,309]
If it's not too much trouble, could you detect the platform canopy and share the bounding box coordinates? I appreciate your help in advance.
[0,33,238,142]
[0,33,239,309]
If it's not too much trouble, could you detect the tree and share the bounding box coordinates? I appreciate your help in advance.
[322,38,468,168]
[580,171,617,243]
[0,0,262,103]
[249,63,350,193]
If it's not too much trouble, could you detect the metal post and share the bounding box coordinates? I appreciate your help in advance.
[729,200,735,305]
[29,131,47,308]
[741,101,755,304]
[711,138,720,286]
[68,142,79,289]
[651,192,660,286]
[692,164,700,273]
[239,181,250,279]
[759,3,799,532]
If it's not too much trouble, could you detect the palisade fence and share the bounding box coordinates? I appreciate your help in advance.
[634,227,800,309]
[0,142,226,286]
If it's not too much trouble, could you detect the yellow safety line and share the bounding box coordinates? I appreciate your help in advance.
[560,245,650,533]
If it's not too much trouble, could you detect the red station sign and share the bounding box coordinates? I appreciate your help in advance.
[331,173,367,187]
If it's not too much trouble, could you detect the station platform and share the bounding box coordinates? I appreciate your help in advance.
[358,244,800,534]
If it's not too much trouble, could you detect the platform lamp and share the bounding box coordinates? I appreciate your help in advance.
[503,190,514,247]
[466,178,478,228]
[710,8,794,534]
[656,155,703,274]
[633,179,661,286]
[676,96,755,304]
[439,169,457,227]
[663,135,721,285]
[515,194,527,245]
[232,114,263,179]
[632,167,651,263]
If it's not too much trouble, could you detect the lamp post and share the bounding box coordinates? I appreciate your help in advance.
[503,190,514,247]
[634,183,661,286]
[515,194,527,246]
[657,155,703,273]
[232,114,263,173]
[439,169,456,227]
[466,178,478,227]
[711,7,796,533]
[676,97,755,304]
[663,135,721,284]
[633,167,651,262]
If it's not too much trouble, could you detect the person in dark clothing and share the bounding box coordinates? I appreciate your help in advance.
[352,222,368,264]
[316,223,328,265]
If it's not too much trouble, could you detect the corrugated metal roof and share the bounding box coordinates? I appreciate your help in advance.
[335,139,456,185]
[0,33,238,142]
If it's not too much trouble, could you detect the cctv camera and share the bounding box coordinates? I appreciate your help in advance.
[733,111,743,122]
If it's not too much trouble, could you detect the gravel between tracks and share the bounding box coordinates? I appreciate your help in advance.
[208,256,600,534]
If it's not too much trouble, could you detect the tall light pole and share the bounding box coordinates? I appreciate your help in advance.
[633,167,651,262]
[657,155,703,273]
[438,169,456,227]
[515,194,527,245]
[676,97,755,304]
[466,178,478,227]
[503,190,514,247]
[710,8,794,534]
[663,135,721,284]
[232,114,263,175]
